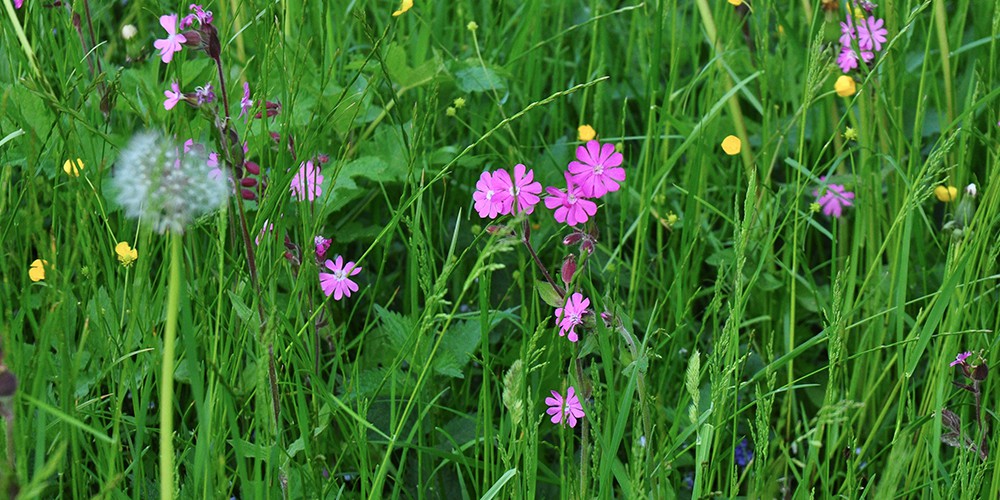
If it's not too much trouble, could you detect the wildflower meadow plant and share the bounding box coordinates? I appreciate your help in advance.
[545,386,585,427]
[836,7,888,73]
[554,292,590,343]
[319,256,362,300]
[813,179,855,218]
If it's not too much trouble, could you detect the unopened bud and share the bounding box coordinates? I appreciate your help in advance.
[560,255,576,286]
[121,24,138,40]
[244,161,261,175]
[972,362,988,381]
[240,177,258,188]
[581,239,595,254]
[241,189,257,200]
[563,232,584,246]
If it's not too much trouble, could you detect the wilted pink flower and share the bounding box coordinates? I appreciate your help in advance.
[951,351,972,367]
[813,179,855,218]
[319,256,362,300]
[472,169,511,219]
[315,235,331,261]
[568,140,626,198]
[544,173,598,226]
[857,16,887,52]
[255,219,274,245]
[153,14,186,64]
[545,386,585,427]
[181,4,213,28]
[163,82,183,110]
[240,82,253,118]
[290,160,324,201]
[554,292,590,342]
[494,163,542,214]
[194,83,215,105]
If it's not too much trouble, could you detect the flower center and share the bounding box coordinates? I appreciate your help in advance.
[593,164,604,175]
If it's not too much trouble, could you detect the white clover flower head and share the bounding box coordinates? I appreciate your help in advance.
[121,24,138,40]
[965,183,977,198]
[114,131,228,234]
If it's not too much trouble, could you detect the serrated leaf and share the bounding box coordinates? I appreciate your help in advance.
[374,305,414,353]
[452,64,506,93]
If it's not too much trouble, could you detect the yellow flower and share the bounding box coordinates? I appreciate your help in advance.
[467,21,479,32]
[843,127,858,141]
[29,259,47,282]
[834,75,856,97]
[63,158,84,177]
[392,0,413,16]
[577,124,596,142]
[809,202,821,213]
[727,0,743,5]
[453,97,466,109]
[934,185,958,203]
[116,242,138,267]
[721,135,742,156]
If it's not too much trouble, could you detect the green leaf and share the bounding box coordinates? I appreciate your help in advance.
[384,43,446,90]
[449,60,507,93]
[535,280,563,308]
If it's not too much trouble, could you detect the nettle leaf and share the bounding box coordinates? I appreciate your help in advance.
[320,155,389,215]
[449,59,507,93]
[432,320,480,378]
[384,43,446,91]
[374,305,414,353]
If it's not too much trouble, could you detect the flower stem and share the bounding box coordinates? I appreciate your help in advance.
[520,220,565,298]
[160,232,182,500]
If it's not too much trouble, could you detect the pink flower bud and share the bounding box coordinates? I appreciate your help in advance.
[244,161,261,175]
[240,177,258,188]
[561,255,576,286]
[241,189,257,200]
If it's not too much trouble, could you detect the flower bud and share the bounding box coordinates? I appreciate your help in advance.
[121,24,138,40]
[241,189,257,200]
[240,177,258,188]
[563,232,584,246]
[244,161,261,175]
[560,255,576,286]
[972,362,988,381]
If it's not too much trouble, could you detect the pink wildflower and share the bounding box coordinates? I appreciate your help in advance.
[813,179,855,218]
[494,163,542,215]
[319,256,362,300]
[472,169,511,219]
[544,173,598,226]
[163,82,183,110]
[857,16,887,52]
[567,140,626,198]
[545,386,585,427]
[554,292,590,342]
[14,0,23,8]
[240,82,253,118]
[153,14,186,64]
[837,47,859,73]
[207,152,223,181]
[950,351,972,367]
[290,160,324,201]
[839,16,856,48]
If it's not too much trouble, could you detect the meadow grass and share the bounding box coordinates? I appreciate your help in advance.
[2,0,1000,498]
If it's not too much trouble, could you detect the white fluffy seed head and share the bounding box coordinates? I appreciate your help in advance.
[121,24,137,40]
[113,131,228,234]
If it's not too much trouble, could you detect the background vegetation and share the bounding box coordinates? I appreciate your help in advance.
[2,0,1000,497]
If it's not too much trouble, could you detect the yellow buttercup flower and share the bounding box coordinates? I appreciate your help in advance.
[392,0,413,16]
[721,135,742,156]
[116,242,138,267]
[63,158,84,177]
[29,259,47,282]
[834,75,856,97]
[577,124,596,142]
[727,0,743,5]
[843,127,858,141]
[934,185,958,202]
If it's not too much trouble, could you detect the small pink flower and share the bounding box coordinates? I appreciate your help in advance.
[813,179,855,218]
[207,152,223,181]
[153,14,186,64]
[568,140,626,198]
[14,0,23,8]
[545,386,585,427]
[837,47,859,73]
[163,81,183,110]
[494,163,543,215]
[472,169,512,219]
[290,160,324,201]
[857,16,887,52]
[240,82,253,118]
[554,292,590,342]
[544,172,598,226]
[950,351,972,367]
[319,256,362,300]
[839,16,856,48]
[315,236,332,261]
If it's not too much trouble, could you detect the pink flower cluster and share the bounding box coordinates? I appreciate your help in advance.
[837,10,888,73]
[153,5,215,64]
[473,140,625,226]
